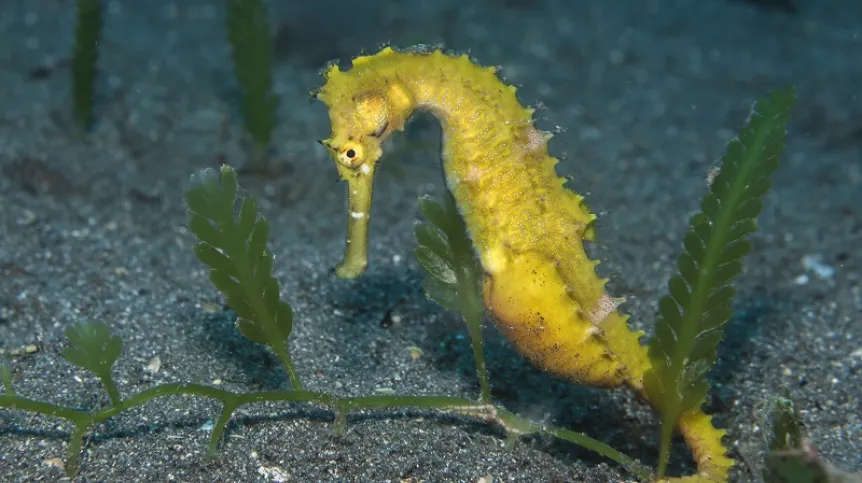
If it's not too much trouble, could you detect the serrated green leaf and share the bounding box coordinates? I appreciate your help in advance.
[60,321,122,379]
[414,193,484,316]
[701,305,734,333]
[186,165,294,350]
[645,87,795,479]
[422,277,461,312]
[677,253,699,286]
[236,318,268,344]
[237,197,258,241]
[227,296,257,321]
[683,232,705,261]
[680,378,709,410]
[418,195,450,230]
[727,218,758,243]
[746,178,772,198]
[711,177,731,201]
[414,223,452,264]
[701,192,721,219]
[736,199,763,220]
[416,245,457,285]
[653,320,678,366]
[210,270,243,297]
[186,172,231,225]
[414,192,488,400]
[275,301,293,336]
[189,214,226,249]
[692,217,712,243]
[718,240,752,265]
[682,358,714,386]
[658,296,682,326]
[194,243,233,273]
[689,329,724,361]
[253,249,273,279]
[668,276,690,311]
[706,285,735,312]
[713,261,743,287]
[219,159,240,204]
[263,278,280,315]
[248,220,269,258]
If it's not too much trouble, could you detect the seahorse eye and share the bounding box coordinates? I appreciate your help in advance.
[337,141,363,167]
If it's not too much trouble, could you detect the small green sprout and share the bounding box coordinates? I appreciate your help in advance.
[185,165,300,389]
[767,393,804,452]
[60,320,122,405]
[762,395,862,483]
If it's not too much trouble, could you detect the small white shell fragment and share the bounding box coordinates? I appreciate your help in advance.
[145,356,161,373]
[801,254,836,280]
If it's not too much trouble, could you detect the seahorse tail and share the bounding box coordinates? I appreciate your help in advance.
[624,375,732,482]
[658,408,734,482]
[599,317,732,482]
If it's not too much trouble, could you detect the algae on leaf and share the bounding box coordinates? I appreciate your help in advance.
[185,165,300,389]
[643,87,796,477]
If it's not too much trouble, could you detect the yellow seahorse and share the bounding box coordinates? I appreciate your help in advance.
[314,46,734,482]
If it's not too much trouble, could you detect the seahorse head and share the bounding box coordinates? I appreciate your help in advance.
[314,58,415,279]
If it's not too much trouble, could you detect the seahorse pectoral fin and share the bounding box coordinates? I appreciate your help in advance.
[334,161,376,279]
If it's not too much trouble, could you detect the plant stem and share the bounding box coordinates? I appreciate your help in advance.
[339,395,479,411]
[99,375,121,406]
[272,346,302,391]
[0,394,90,421]
[657,413,675,479]
[208,397,239,456]
[65,420,92,477]
[1,385,648,479]
[464,311,491,403]
[227,225,304,391]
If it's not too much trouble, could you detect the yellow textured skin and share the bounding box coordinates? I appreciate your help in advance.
[316,46,733,482]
